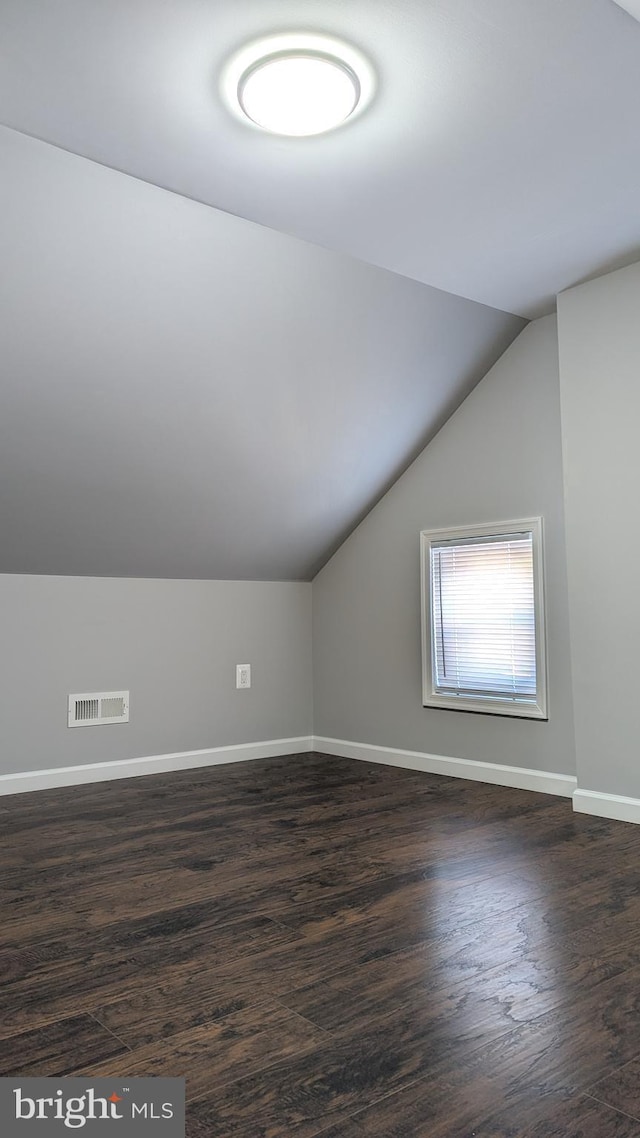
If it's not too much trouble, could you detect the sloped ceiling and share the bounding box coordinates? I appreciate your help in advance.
[0,0,639,317]
[0,127,523,580]
[3,0,636,581]
[611,1,640,22]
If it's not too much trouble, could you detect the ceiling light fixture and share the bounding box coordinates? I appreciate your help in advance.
[222,34,375,137]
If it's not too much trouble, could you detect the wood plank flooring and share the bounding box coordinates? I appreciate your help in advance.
[1,752,640,1136]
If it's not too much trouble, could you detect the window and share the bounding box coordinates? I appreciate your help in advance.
[420,518,547,719]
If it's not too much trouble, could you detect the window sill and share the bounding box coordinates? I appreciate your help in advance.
[422,694,547,720]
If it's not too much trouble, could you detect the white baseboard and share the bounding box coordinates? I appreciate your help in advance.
[1,732,584,806]
[0,736,314,796]
[313,735,577,798]
[572,788,640,825]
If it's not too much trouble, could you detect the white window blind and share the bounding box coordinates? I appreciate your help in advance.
[430,532,536,702]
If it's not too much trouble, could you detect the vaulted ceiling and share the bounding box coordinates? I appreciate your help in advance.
[1,0,639,317]
[0,127,521,579]
[0,0,638,579]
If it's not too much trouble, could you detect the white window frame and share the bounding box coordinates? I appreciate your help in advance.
[420,517,548,720]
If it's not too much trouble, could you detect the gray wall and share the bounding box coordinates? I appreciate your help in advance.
[557,261,640,797]
[0,575,312,775]
[313,316,576,775]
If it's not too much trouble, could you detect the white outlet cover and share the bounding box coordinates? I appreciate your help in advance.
[236,664,251,689]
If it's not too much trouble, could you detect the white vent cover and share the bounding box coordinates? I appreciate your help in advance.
[68,691,129,727]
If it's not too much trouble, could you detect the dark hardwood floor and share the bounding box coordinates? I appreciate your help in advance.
[2,752,640,1136]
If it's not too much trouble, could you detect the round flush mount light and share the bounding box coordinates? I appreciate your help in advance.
[222,34,375,136]
[240,53,359,136]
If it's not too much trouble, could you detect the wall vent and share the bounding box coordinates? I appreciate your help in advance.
[68,691,129,728]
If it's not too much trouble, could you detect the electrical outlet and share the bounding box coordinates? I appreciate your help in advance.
[236,664,251,689]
